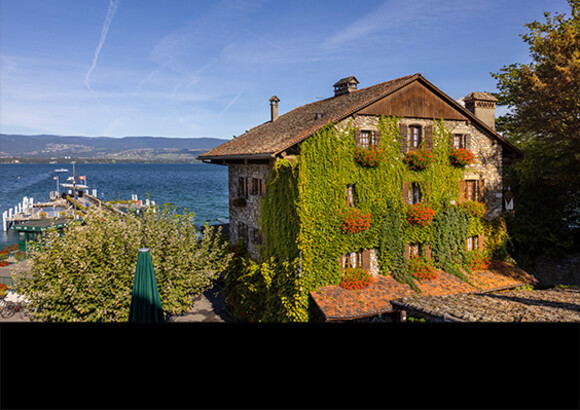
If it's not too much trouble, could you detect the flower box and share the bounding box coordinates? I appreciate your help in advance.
[406,203,436,227]
[450,148,476,167]
[340,267,374,290]
[341,208,371,234]
[354,146,385,167]
[403,149,433,171]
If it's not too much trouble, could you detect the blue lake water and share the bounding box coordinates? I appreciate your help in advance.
[0,163,229,246]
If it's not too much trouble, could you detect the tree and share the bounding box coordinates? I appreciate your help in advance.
[16,205,231,322]
[492,0,580,255]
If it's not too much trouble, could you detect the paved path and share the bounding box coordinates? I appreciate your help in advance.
[0,281,235,323]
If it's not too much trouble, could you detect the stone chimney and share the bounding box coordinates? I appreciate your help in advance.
[269,95,280,121]
[464,91,497,130]
[333,76,359,97]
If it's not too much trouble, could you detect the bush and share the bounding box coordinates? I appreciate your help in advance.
[16,205,231,322]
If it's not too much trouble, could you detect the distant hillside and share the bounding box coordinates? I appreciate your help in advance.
[0,134,228,163]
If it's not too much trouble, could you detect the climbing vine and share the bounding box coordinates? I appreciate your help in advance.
[225,116,508,322]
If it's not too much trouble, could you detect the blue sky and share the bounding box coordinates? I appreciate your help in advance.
[0,0,572,139]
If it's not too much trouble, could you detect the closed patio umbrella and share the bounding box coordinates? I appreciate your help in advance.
[128,248,164,323]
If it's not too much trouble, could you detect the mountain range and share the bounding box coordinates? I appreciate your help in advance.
[0,134,228,163]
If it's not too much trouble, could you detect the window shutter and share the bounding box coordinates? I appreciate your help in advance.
[402,182,409,204]
[354,129,361,148]
[373,130,380,147]
[424,244,432,260]
[404,243,410,260]
[399,122,408,153]
[478,180,485,203]
[458,180,465,203]
[362,249,371,271]
[465,133,472,150]
[478,234,485,251]
[424,125,433,151]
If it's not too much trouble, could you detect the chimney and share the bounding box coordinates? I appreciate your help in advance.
[463,92,497,131]
[269,95,280,121]
[333,76,359,97]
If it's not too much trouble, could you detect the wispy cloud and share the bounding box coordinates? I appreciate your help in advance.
[85,0,120,92]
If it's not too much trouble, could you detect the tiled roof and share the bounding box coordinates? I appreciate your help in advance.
[199,73,522,160]
[310,260,536,321]
[199,73,421,159]
[392,288,580,322]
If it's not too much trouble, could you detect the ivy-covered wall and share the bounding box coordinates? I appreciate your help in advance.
[227,115,508,321]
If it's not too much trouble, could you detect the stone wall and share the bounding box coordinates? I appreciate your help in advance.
[335,115,504,219]
[228,162,273,259]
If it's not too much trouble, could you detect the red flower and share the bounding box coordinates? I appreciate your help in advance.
[450,148,476,167]
[406,203,436,227]
[340,267,374,290]
[407,256,437,280]
[354,146,385,167]
[403,149,433,171]
[341,208,372,234]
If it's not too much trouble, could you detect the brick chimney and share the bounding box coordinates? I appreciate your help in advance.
[464,92,497,131]
[333,76,359,97]
[269,95,280,121]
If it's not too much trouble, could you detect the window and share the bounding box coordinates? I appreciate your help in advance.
[408,243,421,257]
[452,134,466,149]
[237,177,247,198]
[409,183,421,205]
[465,180,479,202]
[466,235,479,251]
[408,125,422,149]
[346,184,355,207]
[341,250,362,270]
[359,130,370,149]
[356,130,379,149]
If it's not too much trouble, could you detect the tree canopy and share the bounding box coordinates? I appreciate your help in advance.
[492,0,580,255]
[17,205,231,322]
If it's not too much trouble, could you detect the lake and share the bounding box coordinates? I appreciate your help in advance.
[0,163,229,246]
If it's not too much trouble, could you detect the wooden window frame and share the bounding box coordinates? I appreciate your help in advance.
[466,235,479,251]
[465,180,479,202]
[408,125,422,150]
[452,134,466,149]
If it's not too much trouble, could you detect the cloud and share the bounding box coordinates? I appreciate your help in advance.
[85,0,120,91]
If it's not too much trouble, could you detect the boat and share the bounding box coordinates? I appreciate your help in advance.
[55,168,69,172]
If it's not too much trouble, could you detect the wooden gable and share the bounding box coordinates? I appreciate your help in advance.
[357,80,467,121]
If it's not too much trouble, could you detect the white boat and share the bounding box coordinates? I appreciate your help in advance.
[55,168,69,172]
[61,183,89,190]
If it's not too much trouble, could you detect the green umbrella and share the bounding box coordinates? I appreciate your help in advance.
[128,248,164,323]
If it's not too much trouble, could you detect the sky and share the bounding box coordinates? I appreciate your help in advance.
[0,0,572,139]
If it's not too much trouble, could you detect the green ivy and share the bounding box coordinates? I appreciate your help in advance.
[225,116,507,321]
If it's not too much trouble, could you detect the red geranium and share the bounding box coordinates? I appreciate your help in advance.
[407,256,437,281]
[403,149,433,171]
[340,267,374,290]
[406,203,436,227]
[467,250,490,271]
[450,148,476,167]
[354,146,385,167]
[341,208,371,234]
[459,200,487,218]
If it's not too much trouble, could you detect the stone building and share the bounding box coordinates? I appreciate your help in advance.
[199,73,522,261]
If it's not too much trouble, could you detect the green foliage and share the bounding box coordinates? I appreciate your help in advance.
[226,116,500,321]
[16,205,231,322]
[492,0,580,256]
